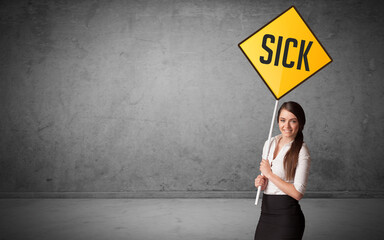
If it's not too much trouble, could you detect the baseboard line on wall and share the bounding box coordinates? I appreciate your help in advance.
[1,191,383,199]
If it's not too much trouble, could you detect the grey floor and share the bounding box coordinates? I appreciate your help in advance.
[1,198,383,240]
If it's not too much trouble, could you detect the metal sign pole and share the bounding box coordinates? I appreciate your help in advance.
[255,100,279,205]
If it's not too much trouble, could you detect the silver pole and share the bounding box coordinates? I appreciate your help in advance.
[255,99,279,205]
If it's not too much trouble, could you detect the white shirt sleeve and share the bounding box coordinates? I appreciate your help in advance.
[262,138,274,160]
[262,140,268,160]
[293,143,311,194]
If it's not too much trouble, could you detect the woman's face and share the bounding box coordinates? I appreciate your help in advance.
[278,109,299,140]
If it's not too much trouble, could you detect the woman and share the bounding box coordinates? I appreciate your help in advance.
[254,101,310,240]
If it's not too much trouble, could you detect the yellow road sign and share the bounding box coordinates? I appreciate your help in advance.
[239,6,332,99]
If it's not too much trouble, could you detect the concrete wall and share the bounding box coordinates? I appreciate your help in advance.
[1,0,383,196]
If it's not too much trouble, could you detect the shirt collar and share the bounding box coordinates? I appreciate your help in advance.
[274,134,294,146]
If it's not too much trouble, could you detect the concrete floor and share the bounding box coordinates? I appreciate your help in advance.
[0,198,383,240]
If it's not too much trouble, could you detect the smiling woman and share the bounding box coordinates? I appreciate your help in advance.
[254,101,310,240]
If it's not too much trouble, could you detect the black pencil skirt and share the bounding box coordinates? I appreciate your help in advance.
[254,194,305,240]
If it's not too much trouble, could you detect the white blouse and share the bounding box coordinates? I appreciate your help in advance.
[262,134,311,195]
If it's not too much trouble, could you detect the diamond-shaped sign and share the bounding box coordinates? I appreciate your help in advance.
[239,6,332,99]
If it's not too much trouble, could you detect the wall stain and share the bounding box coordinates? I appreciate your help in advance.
[37,121,54,133]
[85,0,100,28]
[23,0,53,55]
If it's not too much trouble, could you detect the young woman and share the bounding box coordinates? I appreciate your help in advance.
[254,101,311,240]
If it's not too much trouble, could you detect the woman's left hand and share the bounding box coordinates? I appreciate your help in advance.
[260,159,272,178]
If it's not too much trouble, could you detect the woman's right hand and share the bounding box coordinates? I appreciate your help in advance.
[254,175,268,190]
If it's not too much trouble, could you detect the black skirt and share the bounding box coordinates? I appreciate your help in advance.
[254,194,305,240]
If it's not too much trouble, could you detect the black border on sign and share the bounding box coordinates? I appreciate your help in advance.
[238,5,333,100]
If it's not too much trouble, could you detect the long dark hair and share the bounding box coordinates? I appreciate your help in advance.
[277,101,306,181]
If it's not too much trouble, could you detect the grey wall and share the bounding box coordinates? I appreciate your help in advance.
[1,0,383,196]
